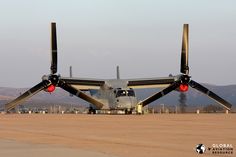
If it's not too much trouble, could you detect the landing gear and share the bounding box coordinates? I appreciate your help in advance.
[88,107,133,115]
[88,107,96,114]
[125,109,132,115]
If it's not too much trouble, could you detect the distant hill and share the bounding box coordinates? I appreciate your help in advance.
[0,84,235,111]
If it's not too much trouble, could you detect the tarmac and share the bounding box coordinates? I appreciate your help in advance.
[0,114,235,157]
[0,139,115,157]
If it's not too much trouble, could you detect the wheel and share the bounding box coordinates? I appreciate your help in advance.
[88,107,96,114]
[125,109,132,115]
[125,109,128,115]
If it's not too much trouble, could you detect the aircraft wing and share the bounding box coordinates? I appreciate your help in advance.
[60,77,105,90]
[126,77,176,89]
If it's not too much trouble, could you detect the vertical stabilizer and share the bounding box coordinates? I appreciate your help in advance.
[69,66,73,97]
[116,66,120,79]
[70,66,72,78]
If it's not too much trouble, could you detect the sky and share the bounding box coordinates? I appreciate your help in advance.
[0,0,235,88]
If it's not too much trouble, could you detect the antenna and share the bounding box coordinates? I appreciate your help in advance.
[70,66,72,78]
[116,66,120,79]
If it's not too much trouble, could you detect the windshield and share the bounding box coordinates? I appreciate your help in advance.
[127,90,135,96]
[116,89,135,97]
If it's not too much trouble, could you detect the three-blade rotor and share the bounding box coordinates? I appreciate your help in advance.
[138,24,232,110]
[5,23,104,112]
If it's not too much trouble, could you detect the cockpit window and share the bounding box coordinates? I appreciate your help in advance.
[116,89,135,97]
[116,90,126,97]
[127,90,135,96]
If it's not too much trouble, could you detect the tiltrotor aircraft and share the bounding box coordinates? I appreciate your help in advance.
[5,23,232,113]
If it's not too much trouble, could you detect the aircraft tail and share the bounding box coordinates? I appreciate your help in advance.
[116,66,120,79]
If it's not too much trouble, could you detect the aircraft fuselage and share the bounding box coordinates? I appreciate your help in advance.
[89,81,138,112]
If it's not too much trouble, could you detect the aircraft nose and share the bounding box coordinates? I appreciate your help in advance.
[117,97,137,109]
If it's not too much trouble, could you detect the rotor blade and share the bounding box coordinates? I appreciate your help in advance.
[180,24,189,75]
[59,80,104,109]
[51,22,57,74]
[5,81,50,111]
[189,80,232,110]
[139,81,181,107]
